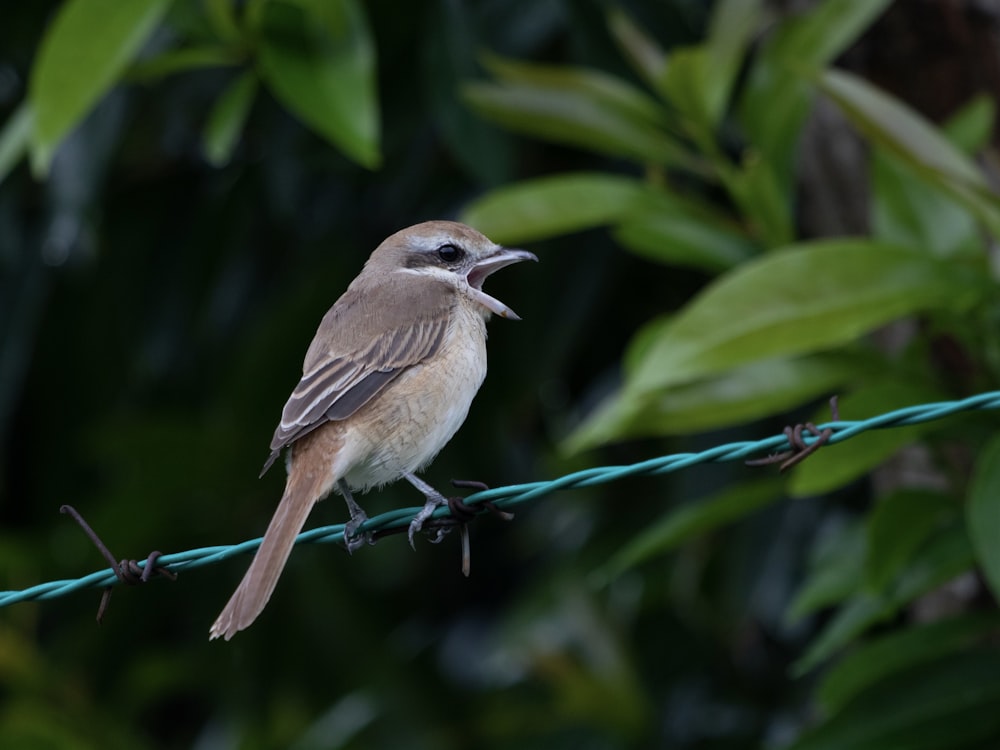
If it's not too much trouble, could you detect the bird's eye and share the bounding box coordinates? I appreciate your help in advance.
[437,243,463,263]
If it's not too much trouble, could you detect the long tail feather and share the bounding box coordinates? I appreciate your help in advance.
[209,463,329,640]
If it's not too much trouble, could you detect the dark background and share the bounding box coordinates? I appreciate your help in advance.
[2,1,1000,748]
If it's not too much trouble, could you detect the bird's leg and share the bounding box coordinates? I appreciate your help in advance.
[403,473,452,549]
[338,479,371,553]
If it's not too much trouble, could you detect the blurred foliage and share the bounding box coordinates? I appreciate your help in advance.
[2,0,1000,749]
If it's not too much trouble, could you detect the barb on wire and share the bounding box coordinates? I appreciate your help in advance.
[3,391,1000,610]
[746,396,840,471]
[370,480,514,576]
[59,505,177,622]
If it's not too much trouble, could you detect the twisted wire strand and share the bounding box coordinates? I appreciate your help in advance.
[3,391,999,608]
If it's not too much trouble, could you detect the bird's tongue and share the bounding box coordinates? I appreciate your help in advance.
[466,248,538,320]
[468,287,521,320]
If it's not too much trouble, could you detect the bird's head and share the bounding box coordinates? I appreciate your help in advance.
[370,220,538,320]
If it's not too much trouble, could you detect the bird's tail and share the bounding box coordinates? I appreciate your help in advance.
[209,461,332,640]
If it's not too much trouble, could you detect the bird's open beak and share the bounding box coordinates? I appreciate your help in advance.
[466,247,538,320]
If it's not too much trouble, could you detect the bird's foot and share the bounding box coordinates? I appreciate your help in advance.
[408,495,447,549]
[402,474,514,575]
[343,511,372,554]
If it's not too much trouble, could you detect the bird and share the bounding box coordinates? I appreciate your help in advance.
[210,220,537,640]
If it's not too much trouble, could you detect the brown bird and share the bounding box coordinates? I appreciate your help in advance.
[210,221,536,640]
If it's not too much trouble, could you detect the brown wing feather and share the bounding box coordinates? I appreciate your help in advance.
[260,275,453,475]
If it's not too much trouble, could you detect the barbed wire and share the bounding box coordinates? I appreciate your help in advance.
[3,391,999,610]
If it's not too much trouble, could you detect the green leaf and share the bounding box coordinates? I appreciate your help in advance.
[865,489,956,593]
[204,0,241,42]
[819,80,1000,256]
[594,479,784,585]
[817,614,1000,714]
[656,0,764,140]
[606,8,666,91]
[483,54,668,131]
[787,382,944,498]
[612,206,757,272]
[967,434,1000,601]
[942,94,996,155]
[202,71,257,167]
[460,173,649,245]
[789,650,1000,750]
[819,68,988,190]
[658,47,713,137]
[565,350,869,453]
[699,0,764,126]
[793,523,975,674]
[737,0,893,187]
[872,148,982,259]
[786,520,866,623]
[766,0,893,69]
[937,177,1000,239]
[128,46,244,81]
[28,0,172,174]
[0,104,32,184]
[462,58,700,172]
[729,149,794,246]
[257,0,379,169]
[627,240,982,397]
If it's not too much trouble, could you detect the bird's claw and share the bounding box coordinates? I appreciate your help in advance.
[344,513,372,554]
[408,496,448,549]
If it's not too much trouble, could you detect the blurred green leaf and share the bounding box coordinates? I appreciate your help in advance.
[202,71,257,167]
[738,0,893,187]
[566,350,869,453]
[788,382,944,498]
[817,614,1000,714]
[821,68,984,185]
[789,650,1000,750]
[942,94,996,155]
[612,201,757,272]
[967,434,1000,601]
[606,7,666,91]
[865,489,955,593]
[258,0,379,169]
[656,0,764,136]
[28,0,172,174]
[819,69,999,216]
[483,54,668,129]
[793,523,975,674]
[204,0,241,42]
[0,104,32,184]
[627,240,982,397]
[787,520,866,623]
[699,0,764,126]
[658,47,713,137]
[461,172,649,244]
[496,580,651,737]
[128,46,244,81]
[595,478,784,585]
[767,0,892,67]
[872,148,982,259]
[730,149,794,246]
[463,58,701,172]
[937,177,1000,239]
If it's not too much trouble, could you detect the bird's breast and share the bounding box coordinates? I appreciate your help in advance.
[341,304,488,490]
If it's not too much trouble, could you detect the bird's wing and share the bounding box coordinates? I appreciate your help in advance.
[260,278,453,474]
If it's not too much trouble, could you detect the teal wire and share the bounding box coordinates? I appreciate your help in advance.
[3,391,999,608]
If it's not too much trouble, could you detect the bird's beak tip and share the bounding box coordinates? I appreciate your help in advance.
[508,248,538,263]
